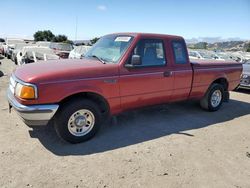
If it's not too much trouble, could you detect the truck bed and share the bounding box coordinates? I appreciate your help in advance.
[189,59,242,99]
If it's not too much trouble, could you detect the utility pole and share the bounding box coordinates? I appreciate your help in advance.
[75,16,78,42]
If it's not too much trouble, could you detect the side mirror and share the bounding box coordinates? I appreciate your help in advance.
[125,55,141,68]
[131,55,141,65]
[20,52,23,56]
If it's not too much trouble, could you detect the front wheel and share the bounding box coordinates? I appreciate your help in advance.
[200,83,224,111]
[54,99,102,143]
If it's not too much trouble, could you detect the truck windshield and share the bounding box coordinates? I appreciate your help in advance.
[85,35,134,63]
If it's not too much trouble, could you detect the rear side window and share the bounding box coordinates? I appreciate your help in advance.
[172,41,188,64]
[133,39,166,66]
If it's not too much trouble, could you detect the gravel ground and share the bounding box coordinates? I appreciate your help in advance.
[0,57,250,188]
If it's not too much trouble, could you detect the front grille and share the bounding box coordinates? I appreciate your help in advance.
[240,78,250,85]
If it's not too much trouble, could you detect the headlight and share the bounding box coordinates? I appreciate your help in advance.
[15,82,37,99]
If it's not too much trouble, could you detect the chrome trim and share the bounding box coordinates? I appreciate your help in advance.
[7,89,59,126]
[239,83,250,87]
[11,74,38,99]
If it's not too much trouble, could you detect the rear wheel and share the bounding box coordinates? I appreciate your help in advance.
[54,99,102,143]
[200,83,224,111]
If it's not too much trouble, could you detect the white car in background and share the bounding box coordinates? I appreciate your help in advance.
[5,38,25,59]
[188,50,204,59]
[215,52,233,61]
[16,45,37,65]
[189,50,226,61]
[11,43,35,64]
[69,45,91,59]
[17,46,59,65]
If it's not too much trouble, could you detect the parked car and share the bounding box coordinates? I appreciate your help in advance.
[0,38,6,55]
[239,60,250,89]
[16,45,38,65]
[2,43,8,57]
[5,39,25,59]
[0,42,5,55]
[215,52,233,61]
[229,52,246,63]
[7,33,242,143]
[69,45,91,59]
[11,43,31,64]
[50,42,73,59]
[188,50,204,59]
[20,47,59,65]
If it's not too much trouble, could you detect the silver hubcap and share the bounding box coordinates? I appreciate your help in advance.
[211,90,222,108]
[68,109,95,137]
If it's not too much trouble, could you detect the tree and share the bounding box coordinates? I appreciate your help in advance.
[65,40,74,45]
[33,30,55,41]
[194,42,208,49]
[53,35,68,42]
[90,37,100,45]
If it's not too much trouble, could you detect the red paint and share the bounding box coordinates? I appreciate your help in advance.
[13,33,242,115]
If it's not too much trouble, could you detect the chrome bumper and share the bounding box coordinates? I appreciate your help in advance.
[239,83,250,88]
[7,89,59,126]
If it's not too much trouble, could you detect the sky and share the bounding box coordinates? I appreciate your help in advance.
[0,0,249,41]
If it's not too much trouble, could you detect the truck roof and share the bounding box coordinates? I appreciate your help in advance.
[107,32,184,40]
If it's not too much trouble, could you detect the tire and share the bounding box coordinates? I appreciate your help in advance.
[54,99,102,144]
[200,83,224,111]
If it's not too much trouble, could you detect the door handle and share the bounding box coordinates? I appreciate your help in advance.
[163,71,173,77]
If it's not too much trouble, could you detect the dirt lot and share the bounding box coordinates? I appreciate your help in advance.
[0,57,250,188]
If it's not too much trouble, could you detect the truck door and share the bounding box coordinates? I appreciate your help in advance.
[119,38,174,110]
[171,40,193,101]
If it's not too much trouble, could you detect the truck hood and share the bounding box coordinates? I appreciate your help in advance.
[14,58,119,84]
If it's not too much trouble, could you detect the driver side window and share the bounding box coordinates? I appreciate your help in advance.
[132,39,166,66]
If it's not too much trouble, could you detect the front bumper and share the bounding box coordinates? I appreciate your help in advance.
[7,89,59,126]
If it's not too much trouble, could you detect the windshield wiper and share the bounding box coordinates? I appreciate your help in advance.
[90,55,106,64]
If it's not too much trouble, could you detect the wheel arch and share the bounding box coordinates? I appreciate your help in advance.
[211,77,229,91]
[58,92,110,117]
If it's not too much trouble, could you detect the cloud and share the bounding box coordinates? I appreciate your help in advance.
[97,5,107,11]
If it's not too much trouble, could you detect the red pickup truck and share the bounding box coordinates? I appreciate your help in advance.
[8,33,242,143]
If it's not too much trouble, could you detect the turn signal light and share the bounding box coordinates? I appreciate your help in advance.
[15,83,36,99]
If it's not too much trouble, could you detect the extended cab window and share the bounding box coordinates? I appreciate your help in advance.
[172,41,188,64]
[132,39,166,66]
